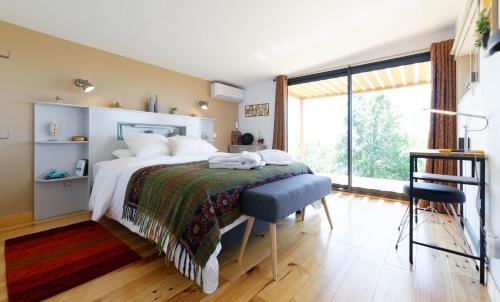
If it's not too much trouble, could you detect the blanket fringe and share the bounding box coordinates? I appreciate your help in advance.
[123,206,204,290]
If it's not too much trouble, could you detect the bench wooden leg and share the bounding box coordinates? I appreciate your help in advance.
[299,207,306,221]
[269,223,278,280]
[321,197,333,229]
[238,216,255,262]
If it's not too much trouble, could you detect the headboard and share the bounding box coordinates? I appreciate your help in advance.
[88,107,213,181]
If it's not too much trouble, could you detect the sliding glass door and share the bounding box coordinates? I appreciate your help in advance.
[350,63,431,193]
[288,74,349,187]
[288,53,431,196]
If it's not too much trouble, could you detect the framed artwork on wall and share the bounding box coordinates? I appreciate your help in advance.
[245,103,269,117]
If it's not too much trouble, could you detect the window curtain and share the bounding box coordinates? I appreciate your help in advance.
[273,75,288,151]
[420,39,457,210]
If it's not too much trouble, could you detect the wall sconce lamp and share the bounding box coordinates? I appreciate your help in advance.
[199,101,209,110]
[425,108,489,151]
[74,79,95,93]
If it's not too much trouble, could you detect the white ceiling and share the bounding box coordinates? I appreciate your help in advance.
[0,0,462,87]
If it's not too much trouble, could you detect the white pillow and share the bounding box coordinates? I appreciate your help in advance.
[168,136,218,156]
[112,149,135,158]
[124,133,171,158]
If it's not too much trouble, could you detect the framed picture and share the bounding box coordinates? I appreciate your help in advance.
[245,103,269,117]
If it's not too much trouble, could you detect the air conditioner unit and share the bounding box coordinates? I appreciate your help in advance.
[210,82,245,103]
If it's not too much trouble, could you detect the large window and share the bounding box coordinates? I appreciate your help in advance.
[288,54,430,195]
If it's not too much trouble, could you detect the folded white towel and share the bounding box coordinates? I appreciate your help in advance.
[256,149,293,165]
[209,161,266,170]
[208,151,265,169]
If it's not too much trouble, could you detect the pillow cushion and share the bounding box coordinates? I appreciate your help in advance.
[168,136,218,156]
[112,149,135,158]
[124,133,171,158]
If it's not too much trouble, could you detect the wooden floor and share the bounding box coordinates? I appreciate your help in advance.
[0,192,490,302]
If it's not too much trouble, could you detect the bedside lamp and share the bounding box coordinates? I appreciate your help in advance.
[425,108,489,151]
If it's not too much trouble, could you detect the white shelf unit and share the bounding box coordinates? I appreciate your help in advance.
[34,102,90,220]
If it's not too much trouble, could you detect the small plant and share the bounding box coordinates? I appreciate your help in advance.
[475,9,491,47]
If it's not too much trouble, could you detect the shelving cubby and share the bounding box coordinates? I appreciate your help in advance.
[34,102,90,220]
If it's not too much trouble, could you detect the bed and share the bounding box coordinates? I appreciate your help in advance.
[86,109,311,293]
[89,153,310,293]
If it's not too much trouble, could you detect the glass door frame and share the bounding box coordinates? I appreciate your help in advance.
[288,52,430,199]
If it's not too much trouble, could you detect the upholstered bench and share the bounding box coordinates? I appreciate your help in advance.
[237,174,333,280]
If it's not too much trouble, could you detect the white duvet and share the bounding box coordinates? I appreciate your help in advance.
[89,154,247,294]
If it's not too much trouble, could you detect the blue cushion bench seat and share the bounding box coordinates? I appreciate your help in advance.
[237,174,333,280]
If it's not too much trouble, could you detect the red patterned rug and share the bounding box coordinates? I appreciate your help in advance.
[5,220,141,302]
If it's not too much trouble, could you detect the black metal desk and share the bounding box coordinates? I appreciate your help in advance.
[409,150,486,284]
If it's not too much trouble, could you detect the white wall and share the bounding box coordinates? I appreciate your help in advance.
[238,80,275,148]
[457,49,500,288]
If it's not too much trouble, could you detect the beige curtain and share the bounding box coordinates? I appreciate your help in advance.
[273,75,288,151]
[421,39,457,210]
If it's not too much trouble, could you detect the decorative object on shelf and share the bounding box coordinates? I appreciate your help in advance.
[54,96,64,103]
[170,107,179,114]
[154,94,159,113]
[71,135,87,141]
[231,130,241,145]
[245,103,269,117]
[147,97,154,112]
[476,9,491,48]
[0,49,10,59]
[74,79,95,93]
[48,121,59,140]
[111,100,122,108]
[41,169,70,180]
[257,132,264,144]
[75,159,88,176]
[240,133,254,145]
[199,101,209,110]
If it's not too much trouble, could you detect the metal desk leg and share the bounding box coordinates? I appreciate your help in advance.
[480,159,486,284]
[414,157,418,223]
[459,160,464,228]
[409,156,414,264]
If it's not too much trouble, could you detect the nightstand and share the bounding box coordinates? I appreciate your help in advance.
[229,145,267,153]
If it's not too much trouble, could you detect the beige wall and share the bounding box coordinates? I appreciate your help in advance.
[0,21,238,217]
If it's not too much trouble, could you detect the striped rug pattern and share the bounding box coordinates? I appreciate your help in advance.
[5,220,141,302]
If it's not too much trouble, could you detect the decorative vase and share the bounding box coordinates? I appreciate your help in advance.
[482,30,490,49]
[147,98,154,112]
[154,95,159,113]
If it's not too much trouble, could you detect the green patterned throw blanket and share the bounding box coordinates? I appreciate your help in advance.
[123,161,311,285]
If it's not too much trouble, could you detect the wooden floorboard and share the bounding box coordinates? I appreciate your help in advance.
[0,193,490,302]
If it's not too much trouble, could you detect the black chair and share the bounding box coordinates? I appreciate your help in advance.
[395,182,469,252]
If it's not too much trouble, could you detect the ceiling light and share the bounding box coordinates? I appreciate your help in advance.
[199,101,209,110]
[74,79,95,93]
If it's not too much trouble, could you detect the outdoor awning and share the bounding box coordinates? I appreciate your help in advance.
[289,61,431,100]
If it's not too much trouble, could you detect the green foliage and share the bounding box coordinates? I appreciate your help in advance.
[289,93,420,183]
[475,9,491,47]
[336,94,411,181]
